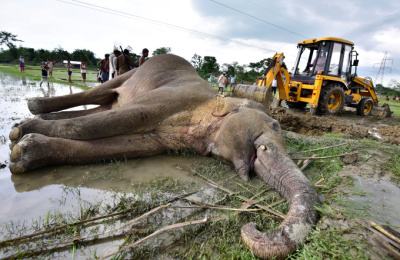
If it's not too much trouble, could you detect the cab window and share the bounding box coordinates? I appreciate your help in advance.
[328,43,342,76]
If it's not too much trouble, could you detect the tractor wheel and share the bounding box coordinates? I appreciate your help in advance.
[357,98,374,116]
[286,101,307,110]
[317,84,345,115]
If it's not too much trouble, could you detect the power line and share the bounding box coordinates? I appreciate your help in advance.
[210,0,309,39]
[55,0,278,53]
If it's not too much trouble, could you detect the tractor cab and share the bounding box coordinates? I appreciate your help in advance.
[290,37,354,86]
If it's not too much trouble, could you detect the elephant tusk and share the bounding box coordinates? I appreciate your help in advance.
[259,145,266,150]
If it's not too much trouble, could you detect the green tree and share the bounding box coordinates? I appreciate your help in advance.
[201,56,219,74]
[152,47,171,56]
[190,53,203,71]
[0,31,23,49]
[50,47,71,63]
[71,49,97,66]
[388,79,400,91]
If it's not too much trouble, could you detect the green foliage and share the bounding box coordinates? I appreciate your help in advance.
[152,47,171,56]
[202,56,219,74]
[0,46,98,66]
[0,31,23,49]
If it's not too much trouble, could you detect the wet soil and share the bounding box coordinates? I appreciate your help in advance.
[1,72,399,259]
[269,106,400,145]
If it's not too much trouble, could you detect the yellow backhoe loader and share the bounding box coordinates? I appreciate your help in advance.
[233,37,392,117]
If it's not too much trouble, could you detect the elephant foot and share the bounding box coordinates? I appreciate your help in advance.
[9,127,22,141]
[28,97,48,115]
[10,134,52,174]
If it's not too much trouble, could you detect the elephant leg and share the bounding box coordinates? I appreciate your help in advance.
[36,104,112,120]
[10,133,167,174]
[28,70,135,114]
[10,102,170,141]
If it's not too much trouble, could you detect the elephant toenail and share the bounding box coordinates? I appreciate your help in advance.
[9,128,20,140]
[11,145,21,161]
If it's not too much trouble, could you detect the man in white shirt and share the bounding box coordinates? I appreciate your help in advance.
[109,49,121,79]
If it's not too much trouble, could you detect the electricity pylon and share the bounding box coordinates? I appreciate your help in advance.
[374,52,393,93]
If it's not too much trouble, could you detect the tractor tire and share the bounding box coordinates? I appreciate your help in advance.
[317,83,345,115]
[286,101,307,110]
[357,98,374,116]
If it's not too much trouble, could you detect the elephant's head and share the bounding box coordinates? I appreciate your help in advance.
[212,97,319,259]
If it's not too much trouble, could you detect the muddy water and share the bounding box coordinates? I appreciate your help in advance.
[0,72,214,258]
[352,178,400,227]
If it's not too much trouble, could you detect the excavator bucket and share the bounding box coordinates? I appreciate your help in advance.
[371,104,393,118]
[231,84,274,108]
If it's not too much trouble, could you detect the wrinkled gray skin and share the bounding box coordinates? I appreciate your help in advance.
[9,54,318,259]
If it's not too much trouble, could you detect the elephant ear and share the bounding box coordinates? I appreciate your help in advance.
[212,96,241,117]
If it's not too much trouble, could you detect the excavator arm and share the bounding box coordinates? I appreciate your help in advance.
[255,53,290,103]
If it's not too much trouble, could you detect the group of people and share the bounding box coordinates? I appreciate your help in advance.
[209,73,236,95]
[39,58,55,87]
[37,47,150,87]
[96,48,149,83]
[385,95,400,101]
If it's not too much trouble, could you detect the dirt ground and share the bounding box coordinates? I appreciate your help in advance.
[277,106,400,259]
[269,106,400,145]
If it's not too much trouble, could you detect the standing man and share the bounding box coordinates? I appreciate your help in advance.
[19,56,25,72]
[230,74,236,89]
[109,50,121,79]
[66,58,74,83]
[210,73,215,87]
[39,63,49,87]
[116,49,135,76]
[217,72,227,95]
[271,79,277,96]
[139,48,149,66]
[97,54,110,83]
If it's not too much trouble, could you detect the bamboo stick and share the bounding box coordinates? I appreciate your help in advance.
[300,153,317,170]
[289,142,348,154]
[291,151,358,161]
[98,217,222,260]
[371,221,400,245]
[194,172,285,219]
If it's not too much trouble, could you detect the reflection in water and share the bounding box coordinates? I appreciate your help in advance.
[352,178,400,227]
[0,71,210,233]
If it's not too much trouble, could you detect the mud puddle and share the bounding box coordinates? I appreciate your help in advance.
[0,72,228,259]
[351,178,400,227]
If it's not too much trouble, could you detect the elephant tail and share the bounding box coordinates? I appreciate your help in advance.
[241,190,319,259]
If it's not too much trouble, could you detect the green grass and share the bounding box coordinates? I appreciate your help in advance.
[0,63,97,89]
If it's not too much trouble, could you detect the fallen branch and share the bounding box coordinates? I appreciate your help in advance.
[315,178,325,185]
[371,220,400,245]
[356,220,400,250]
[168,205,261,212]
[291,151,358,161]
[0,191,198,246]
[98,216,222,260]
[300,153,317,170]
[194,172,285,219]
[289,142,348,154]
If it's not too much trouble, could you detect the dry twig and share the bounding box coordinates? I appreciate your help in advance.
[291,151,358,161]
[289,142,348,154]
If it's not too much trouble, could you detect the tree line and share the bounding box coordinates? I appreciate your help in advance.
[190,53,285,83]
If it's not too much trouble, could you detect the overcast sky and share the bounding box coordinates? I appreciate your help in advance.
[1,0,399,85]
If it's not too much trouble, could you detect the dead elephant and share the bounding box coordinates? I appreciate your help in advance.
[9,54,319,259]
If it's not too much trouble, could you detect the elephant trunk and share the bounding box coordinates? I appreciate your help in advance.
[241,142,319,259]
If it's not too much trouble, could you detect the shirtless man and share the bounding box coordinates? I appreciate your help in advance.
[139,48,149,66]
